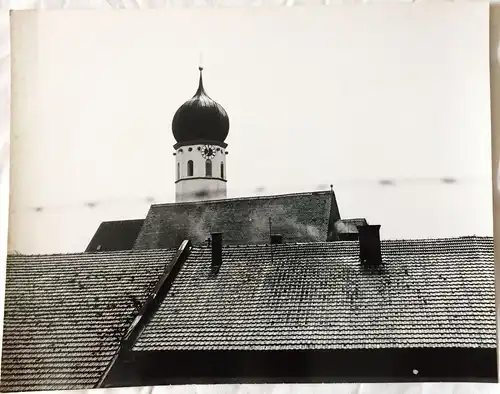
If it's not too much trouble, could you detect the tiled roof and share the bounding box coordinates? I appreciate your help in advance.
[85,219,145,252]
[133,191,340,250]
[0,248,177,392]
[133,236,496,351]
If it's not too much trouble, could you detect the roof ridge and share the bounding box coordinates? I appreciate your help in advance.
[150,190,331,208]
[100,219,145,225]
[6,247,178,259]
[9,236,492,257]
[378,235,493,242]
[188,235,493,250]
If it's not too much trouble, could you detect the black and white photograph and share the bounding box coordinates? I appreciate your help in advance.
[1,4,496,391]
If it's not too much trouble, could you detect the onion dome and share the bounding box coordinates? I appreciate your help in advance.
[172,67,229,147]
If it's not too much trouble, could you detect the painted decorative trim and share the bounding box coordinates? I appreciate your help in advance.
[173,140,228,150]
[175,177,227,184]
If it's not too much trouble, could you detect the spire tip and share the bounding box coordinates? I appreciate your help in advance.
[194,64,205,96]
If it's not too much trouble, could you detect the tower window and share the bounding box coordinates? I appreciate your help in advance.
[187,160,194,177]
[205,159,212,177]
[177,162,180,180]
[221,162,224,179]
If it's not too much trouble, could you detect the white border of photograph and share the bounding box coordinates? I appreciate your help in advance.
[1,2,500,394]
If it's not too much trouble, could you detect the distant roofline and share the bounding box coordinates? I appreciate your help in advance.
[151,190,333,208]
[7,235,493,258]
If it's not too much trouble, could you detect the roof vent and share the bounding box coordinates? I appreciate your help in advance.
[211,232,223,269]
[270,234,283,245]
[357,225,382,266]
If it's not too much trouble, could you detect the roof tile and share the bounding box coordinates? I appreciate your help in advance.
[1,248,177,392]
[133,191,338,249]
[133,236,496,351]
[85,219,145,252]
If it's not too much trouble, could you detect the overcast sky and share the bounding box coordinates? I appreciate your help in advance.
[8,4,492,254]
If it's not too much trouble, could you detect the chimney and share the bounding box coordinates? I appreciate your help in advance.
[211,232,223,268]
[270,234,283,245]
[357,225,382,266]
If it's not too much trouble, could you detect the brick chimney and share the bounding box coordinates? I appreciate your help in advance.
[357,225,382,266]
[270,234,283,245]
[211,232,223,268]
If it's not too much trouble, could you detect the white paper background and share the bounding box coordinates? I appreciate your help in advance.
[0,1,499,394]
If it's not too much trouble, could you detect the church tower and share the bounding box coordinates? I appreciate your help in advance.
[172,67,229,203]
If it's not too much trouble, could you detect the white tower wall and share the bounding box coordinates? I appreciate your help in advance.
[174,143,227,202]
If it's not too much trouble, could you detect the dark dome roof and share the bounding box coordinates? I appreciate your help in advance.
[172,67,229,146]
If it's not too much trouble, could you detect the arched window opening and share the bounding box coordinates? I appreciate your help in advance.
[205,159,212,177]
[177,162,180,180]
[220,162,224,179]
[187,160,194,177]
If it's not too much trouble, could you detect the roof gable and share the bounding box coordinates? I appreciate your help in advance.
[1,248,177,392]
[133,236,496,351]
[85,219,145,252]
[134,191,340,250]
